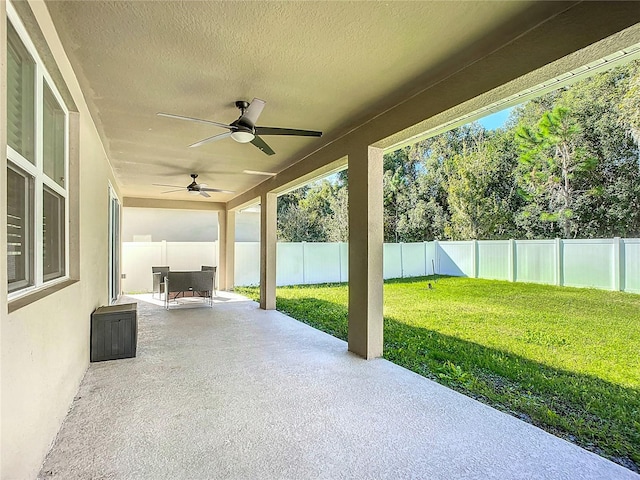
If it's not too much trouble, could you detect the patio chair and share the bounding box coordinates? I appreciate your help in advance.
[201,266,217,296]
[152,266,169,299]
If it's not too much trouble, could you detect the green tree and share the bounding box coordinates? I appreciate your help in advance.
[277,203,318,242]
[551,60,640,237]
[277,177,349,242]
[298,180,335,241]
[278,60,640,242]
[516,106,596,238]
[444,139,516,239]
[383,148,419,242]
[325,186,348,242]
[619,61,640,150]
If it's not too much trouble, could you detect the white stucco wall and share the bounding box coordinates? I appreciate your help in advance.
[1,2,120,478]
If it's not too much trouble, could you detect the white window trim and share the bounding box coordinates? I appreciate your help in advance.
[108,182,121,304]
[7,0,70,301]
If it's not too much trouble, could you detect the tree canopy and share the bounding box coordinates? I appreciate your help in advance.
[277,60,640,242]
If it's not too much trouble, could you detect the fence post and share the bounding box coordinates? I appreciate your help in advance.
[400,242,404,278]
[472,240,478,278]
[338,242,342,283]
[161,240,167,265]
[613,237,623,291]
[555,238,563,286]
[302,242,306,285]
[424,241,428,277]
[434,239,439,276]
[509,239,516,282]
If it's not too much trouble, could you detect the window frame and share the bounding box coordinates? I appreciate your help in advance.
[6,0,70,300]
[6,162,34,292]
[42,184,65,282]
[6,18,35,164]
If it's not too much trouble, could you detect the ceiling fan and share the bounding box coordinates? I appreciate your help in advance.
[157,98,322,156]
[153,173,234,198]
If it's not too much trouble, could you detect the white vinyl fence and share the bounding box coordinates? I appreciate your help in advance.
[122,241,218,293]
[122,238,640,294]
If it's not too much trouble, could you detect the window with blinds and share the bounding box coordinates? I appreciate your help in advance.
[6,9,69,297]
[43,82,65,188]
[43,187,65,281]
[7,21,35,164]
[7,165,33,292]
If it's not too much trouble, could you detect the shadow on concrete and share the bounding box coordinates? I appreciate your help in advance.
[274,291,640,473]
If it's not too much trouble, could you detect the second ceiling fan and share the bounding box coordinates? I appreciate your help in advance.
[158,98,322,156]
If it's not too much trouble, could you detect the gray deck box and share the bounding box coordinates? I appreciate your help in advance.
[90,303,137,362]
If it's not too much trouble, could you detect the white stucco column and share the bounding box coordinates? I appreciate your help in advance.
[348,145,384,359]
[260,192,277,310]
[217,209,235,291]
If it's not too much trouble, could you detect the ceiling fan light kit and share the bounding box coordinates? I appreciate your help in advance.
[230,131,254,143]
[157,98,323,156]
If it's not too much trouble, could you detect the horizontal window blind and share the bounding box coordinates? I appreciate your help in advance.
[43,82,66,187]
[7,166,33,291]
[7,21,35,163]
[43,187,65,281]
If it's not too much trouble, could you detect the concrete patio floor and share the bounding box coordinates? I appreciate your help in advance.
[38,294,637,479]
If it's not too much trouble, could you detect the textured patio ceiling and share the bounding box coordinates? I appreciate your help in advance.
[44,0,575,202]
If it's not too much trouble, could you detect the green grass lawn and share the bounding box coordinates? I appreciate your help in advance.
[237,277,640,470]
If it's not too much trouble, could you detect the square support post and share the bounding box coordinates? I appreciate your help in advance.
[260,192,277,310]
[218,209,235,291]
[348,145,384,359]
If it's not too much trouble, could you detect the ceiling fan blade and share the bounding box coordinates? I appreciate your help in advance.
[160,189,185,194]
[199,191,211,198]
[200,187,236,193]
[189,131,233,148]
[255,126,322,137]
[153,183,186,188]
[240,98,266,127]
[250,135,275,156]
[157,112,232,130]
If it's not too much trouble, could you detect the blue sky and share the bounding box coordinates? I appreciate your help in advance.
[477,107,513,130]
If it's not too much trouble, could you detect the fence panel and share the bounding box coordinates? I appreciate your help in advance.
[424,242,437,276]
[624,239,640,293]
[562,239,613,290]
[402,243,427,278]
[477,241,510,280]
[276,243,304,286]
[384,244,402,279]
[437,241,474,277]
[339,242,349,282]
[123,238,639,294]
[515,240,555,285]
[235,242,260,286]
[304,243,343,284]
[166,242,216,271]
[122,242,163,292]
